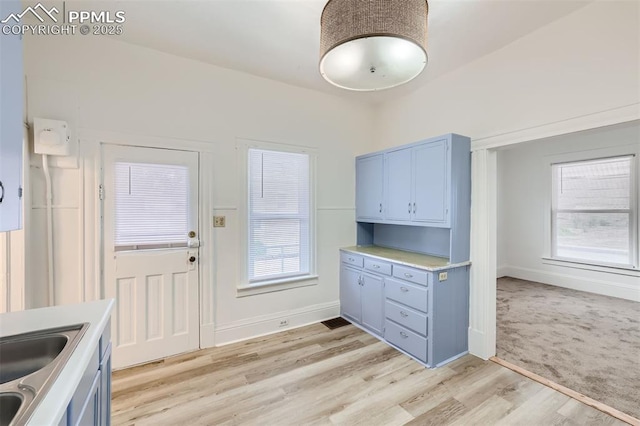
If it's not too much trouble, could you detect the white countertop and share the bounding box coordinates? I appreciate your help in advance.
[341,246,471,271]
[0,299,114,425]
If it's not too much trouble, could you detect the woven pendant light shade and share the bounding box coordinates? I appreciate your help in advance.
[320,0,429,91]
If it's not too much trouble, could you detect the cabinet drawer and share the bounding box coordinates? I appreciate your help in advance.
[385,278,428,312]
[393,265,429,286]
[385,320,427,363]
[385,300,428,336]
[364,258,392,275]
[341,252,363,268]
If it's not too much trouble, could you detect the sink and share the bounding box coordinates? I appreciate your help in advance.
[0,324,88,426]
[0,393,23,426]
[0,335,68,384]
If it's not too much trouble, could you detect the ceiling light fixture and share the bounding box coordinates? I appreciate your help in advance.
[319,0,429,91]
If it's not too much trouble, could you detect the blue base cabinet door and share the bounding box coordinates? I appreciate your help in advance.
[340,265,362,322]
[360,273,384,335]
[99,343,112,426]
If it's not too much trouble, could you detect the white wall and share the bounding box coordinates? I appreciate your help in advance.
[497,121,640,301]
[372,1,640,149]
[23,35,374,344]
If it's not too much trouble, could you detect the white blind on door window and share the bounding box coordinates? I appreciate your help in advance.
[114,162,190,250]
[248,149,310,282]
[552,156,634,266]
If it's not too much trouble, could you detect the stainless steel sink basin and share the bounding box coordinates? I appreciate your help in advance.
[0,335,68,384]
[0,393,23,426]
[0,324,89,426]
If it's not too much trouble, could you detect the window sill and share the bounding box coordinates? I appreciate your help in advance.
[237,275,319,297]
[541,257,639,277]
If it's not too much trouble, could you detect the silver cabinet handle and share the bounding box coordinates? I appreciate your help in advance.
[404,273,413,278]
[413,203,416,214]
[348,257,354,261]
[408,202,411,213]
[400,332,408,338]
[379,203,382,213]
[400,311,408,318]
[373,264,380,269]
[400,287,409,293]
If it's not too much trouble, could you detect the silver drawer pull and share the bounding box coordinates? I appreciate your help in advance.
[348,257,354,261]
[408,202,411,213]
[400,287,409,293]
[404,273,413,278]
[400,311,408,318]
[400,332,409,338]
[373,264,380,269]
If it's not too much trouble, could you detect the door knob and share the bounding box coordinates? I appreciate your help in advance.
[189,256,197,263]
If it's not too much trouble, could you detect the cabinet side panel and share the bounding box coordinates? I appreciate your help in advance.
[431,266,470,366]
[449,135,472,263]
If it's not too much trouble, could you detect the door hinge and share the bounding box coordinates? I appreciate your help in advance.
[98,184,105,200]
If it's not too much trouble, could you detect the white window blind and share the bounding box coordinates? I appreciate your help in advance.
[248,149,311,283]
[114,162,190,250]
[551,155,636,267]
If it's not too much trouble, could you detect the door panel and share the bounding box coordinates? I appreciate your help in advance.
[385,148,412,221]
[413,140,448,223]
[361,273,384,335]
[340,265,361,322]
[356,155,384,220]
[103,145,200,368]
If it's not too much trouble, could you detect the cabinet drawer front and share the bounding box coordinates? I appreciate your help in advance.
[385,278,428,312]
[393,265,429,286]
[385,300,428,336]
[341,252,363,268]
[385,320,427,363]
[364,258,392,275]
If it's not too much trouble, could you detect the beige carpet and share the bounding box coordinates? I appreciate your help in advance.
[497,277,640,419]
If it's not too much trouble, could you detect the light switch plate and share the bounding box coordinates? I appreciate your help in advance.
[213,216,226,227]
[438,272,448,281]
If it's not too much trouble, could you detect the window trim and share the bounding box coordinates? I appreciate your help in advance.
[545,148,638,271]
[236,139,318,294]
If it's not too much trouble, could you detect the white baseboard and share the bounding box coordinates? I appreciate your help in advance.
[496,265,508,279]
[468,328,492,360]
[200,323,216,349]
[214,301,340,346]
[502,265,640,302]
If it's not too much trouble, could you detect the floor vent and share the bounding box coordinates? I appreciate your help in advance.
[321,317,351,330]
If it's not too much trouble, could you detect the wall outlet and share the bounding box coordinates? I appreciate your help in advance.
[213,216,226,227]
[438,272,448,281]
[279,319,289,327]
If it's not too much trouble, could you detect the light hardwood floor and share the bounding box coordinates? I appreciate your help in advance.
[112,323,625,425]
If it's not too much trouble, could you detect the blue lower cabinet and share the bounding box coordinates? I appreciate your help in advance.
[64,326,112,426]
[99,344,112,426]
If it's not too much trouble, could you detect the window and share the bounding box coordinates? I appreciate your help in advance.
[551,155,637,268]
[248,149,312,284]
[114,162,190,251]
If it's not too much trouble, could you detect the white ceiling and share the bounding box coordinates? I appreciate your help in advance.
[75,0,592,104]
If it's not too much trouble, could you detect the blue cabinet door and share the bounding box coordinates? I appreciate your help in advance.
[361,273,384,335]
[99,343,112,426]
[0,0,24,231]
[355,154,384,220]
[340,265,361,322]
[412,140,448,225]
[384,148,412,221]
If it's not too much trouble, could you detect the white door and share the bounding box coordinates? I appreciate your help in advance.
[102,144,200,369]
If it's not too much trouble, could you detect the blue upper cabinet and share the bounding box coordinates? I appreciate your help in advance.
[0,0,24,232]
[384,148,412,221]
[412,139,448,225]
[356,134,470,230]
[355,154,384,221]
